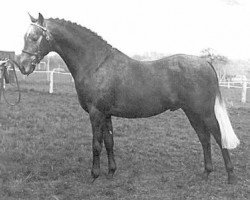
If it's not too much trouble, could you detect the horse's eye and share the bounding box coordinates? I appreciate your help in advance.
[30,35,39,42]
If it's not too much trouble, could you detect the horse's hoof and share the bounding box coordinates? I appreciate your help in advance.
[106,169,115,180]
[91,169,100,180]
[201,170,211,181]
[90,173,99,183]
[90,176,98,183]
[228,173,237,184]
[107,172,115,180]
[106,173,114,180]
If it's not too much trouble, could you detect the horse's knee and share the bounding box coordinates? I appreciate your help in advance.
[93,139,102,155]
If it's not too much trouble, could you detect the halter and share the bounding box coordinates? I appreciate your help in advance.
[22,23,53,62]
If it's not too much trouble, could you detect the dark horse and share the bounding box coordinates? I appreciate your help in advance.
[17,13,240,184]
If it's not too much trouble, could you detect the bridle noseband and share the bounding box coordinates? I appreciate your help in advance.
[22,23,53,62]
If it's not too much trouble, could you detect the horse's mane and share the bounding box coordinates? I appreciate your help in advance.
[48,18,112,48]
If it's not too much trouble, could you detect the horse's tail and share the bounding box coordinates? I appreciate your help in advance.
[214,91,240,149]
[206,61,240,149]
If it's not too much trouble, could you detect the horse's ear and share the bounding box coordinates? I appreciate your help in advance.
[28,13,37,23]
[38,13,44,25]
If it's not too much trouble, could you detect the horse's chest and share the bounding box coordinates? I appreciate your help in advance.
[75,73,114,112]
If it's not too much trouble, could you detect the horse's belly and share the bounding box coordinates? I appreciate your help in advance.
[110,97,175,118]
[111,108,167,118]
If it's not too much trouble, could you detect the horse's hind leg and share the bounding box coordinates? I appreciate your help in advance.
[183,109,213,180]
[203,114,237,184]
[103,116,116,178]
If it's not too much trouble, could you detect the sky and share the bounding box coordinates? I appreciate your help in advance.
[1,0,250,59]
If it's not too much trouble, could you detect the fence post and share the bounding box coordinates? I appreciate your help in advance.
[227,81,230,89]
[241,79,247,103]
[3,78,5,89]
[46,58,50,81]
[49,70,54,93]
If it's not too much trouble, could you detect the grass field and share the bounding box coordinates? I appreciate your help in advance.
[0,78,249,199]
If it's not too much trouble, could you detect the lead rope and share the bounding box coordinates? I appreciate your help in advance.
[0,59,21,106]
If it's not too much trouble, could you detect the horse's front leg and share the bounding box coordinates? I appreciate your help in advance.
[89,107,116,180]
[89,107,105,179]
[103,116,116,178]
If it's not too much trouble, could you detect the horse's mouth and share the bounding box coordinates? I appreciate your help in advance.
[26,64,36,75]
[19,63,36,75]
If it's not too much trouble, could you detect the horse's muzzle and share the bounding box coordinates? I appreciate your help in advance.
[21,64,36,75]
[10,59,35,75]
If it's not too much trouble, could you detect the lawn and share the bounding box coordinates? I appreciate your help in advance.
[0,84,249,199]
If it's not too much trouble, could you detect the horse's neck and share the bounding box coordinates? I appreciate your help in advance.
[47,20,111,78]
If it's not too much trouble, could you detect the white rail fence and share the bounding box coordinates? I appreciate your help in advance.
[37,69,74,93]
[12,70,250,103]
[219,80,249,103]
[17,69,74,93]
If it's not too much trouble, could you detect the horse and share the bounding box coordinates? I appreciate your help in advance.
[16,13,240,184]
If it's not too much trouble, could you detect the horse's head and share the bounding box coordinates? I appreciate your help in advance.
[18,13,53,75]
